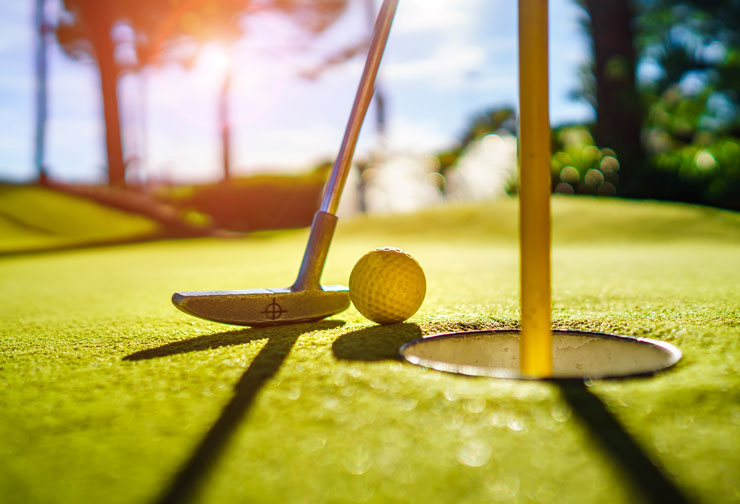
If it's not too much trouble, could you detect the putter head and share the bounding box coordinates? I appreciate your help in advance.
[172,285,349,327]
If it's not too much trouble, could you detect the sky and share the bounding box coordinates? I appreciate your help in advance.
[0,0,593,184]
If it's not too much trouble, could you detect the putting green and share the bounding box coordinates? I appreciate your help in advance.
[1,196,739,503]
[0,185,159,253]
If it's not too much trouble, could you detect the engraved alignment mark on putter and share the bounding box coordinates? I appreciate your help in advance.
[262,298,287,321]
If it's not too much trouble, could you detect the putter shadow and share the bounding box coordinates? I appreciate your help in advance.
[124,329,266,361]
[147,321,342,504]
[558,382,689,503]
[124,321,344,361]
[331,322,422,361]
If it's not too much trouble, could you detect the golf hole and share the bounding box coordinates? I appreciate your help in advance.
[400,330,682,379]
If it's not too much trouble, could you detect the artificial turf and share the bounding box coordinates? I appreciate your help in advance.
[0,185,160,254]
[1,196,739,503]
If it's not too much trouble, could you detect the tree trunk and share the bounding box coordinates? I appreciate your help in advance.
[34,0,48,183]
[219,62,232,182]
[583,0,644,196]
[88,7,126,186]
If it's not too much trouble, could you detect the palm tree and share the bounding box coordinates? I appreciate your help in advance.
[33,0,51,183]
[56,1,126,185]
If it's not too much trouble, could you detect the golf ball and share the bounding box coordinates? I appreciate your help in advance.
[349,247,426,324]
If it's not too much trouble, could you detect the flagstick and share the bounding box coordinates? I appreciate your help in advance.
[518,0,552,377]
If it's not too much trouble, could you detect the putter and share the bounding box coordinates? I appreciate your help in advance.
[172,0,399,327]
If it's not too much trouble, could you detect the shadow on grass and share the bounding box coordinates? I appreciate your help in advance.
[127,321,343,504]
[333,325,688,502]
[558,382,689,504]
[124,328,273,361]
[331,323,422,361]
[136,323,688,503]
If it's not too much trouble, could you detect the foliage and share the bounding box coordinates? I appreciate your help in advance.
[459,107,517,147]
[549,126,620,196]
[648,135,740,208]
[630,0,740,209]
[568,0,740,209]
[637,0,740,100]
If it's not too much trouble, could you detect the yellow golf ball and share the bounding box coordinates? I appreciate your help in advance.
[349,247,426,324]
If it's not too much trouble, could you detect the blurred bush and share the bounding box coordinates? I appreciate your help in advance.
[550,126,619,197]
[549,119,740,210]
[155,167,327,232]
[570,0,740,210]
[436,101,739,211]
[648,135,740,209]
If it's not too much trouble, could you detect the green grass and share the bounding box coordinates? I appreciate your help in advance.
[0,185,159,253]
[1,196,739,503]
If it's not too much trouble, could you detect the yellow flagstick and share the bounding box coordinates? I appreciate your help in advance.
[518,0,552,376]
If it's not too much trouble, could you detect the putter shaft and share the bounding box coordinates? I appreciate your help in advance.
[172,0,399,326]
[321,0,399,215]
[293,0,398,288]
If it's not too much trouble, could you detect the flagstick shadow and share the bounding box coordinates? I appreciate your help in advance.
[558,382,689,504]
[331,325,688,502]
[127,321,343,504]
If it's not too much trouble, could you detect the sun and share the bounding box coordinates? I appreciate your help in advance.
[196,42,231,77]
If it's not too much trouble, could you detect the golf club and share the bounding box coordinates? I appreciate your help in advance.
[172,0,399,326]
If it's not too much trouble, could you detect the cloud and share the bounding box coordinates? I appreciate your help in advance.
[383,41,496,89]
[0,3,31,54]
[236,122,342,168]
[386,116,451,153]
[393,0,474,34]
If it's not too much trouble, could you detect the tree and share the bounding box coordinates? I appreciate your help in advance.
[33,0,51,183]
[56,0,348,186]
[57,1,136,186]
[637,0,740,126]
[635,0,740,209]
[574,0,740,209]
[577,0,645,196]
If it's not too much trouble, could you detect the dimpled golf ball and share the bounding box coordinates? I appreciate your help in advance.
[349,247,426,324]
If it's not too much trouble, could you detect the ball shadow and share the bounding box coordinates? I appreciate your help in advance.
[332,322,422,362]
